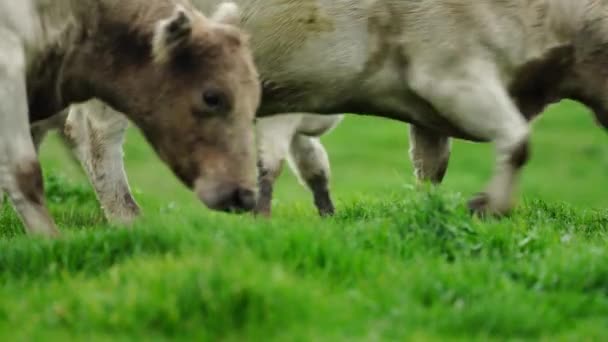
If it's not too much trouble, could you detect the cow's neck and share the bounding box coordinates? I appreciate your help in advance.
[28,0,157,123]
[26,0,102,123]
[24,0,72,122]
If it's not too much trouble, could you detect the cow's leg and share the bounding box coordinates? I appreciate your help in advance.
[254,116,299,217]
[410,63,530,215]
[30,110,70,152]
[408,125,451,184]
[63,101,140,224]
[31,121,52,153]
[288,135,335,216]
[0,33,58,236]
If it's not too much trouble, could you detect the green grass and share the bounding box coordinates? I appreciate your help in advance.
[1,100,607,340]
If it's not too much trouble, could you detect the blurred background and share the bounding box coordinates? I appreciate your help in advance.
[37,100,608,214]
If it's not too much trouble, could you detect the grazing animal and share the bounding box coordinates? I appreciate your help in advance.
[0,0,260,236]
[35,0,608,220]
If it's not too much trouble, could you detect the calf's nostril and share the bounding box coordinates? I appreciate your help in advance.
[235,188,256,210]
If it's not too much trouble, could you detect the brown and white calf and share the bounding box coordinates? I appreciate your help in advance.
[35,0,608,219]
[0,0,260,236]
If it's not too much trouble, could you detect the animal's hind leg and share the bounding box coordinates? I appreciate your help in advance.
[254,116,299,217]
[409,61,530,215]
[30,110,70,153]
[63,100,140,225]
[408,125,451,184]
[288,135,335,216]
[0,32,58,236]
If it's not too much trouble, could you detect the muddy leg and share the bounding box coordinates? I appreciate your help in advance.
[0,33,58,236]
[410,61,530,215]
[409,125,451,184]
[255,159,284,217]
[254,116,299,217]
[64,100,140,224]
[288,135,335,216]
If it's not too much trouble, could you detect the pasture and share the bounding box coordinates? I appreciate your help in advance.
[1,100,608,340]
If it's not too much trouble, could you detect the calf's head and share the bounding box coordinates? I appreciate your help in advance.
[73,2,261,212]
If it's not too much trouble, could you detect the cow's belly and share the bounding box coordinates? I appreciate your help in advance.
[259,68,485,141]
[344,64,488,142]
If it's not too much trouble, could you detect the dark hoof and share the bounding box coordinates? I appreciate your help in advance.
[314,195,335,218]
[468,192,490,216]
[467,193,513,218]
[253,205,271,218]
[318,205,335,218]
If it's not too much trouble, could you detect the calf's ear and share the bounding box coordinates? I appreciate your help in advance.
[211,2,241,26]
[152,5,192,64]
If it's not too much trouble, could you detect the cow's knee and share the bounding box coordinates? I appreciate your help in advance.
[4,158,58,236]
[13,159,44,205]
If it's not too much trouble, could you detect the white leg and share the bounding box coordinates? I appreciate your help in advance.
[287,135,335,216]
[409,60,530,215]
[63,100,140,224]
[409,124,451,184]
[0,31,58,236]
[254,115,300,216]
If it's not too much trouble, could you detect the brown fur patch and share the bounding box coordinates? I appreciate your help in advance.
[433,157,449,184]
[363,1,405,77]
[307,174,334,217]
[254,159,284,216]
[15,160,45,205]
[509,45,574,120]
[510,141,530,169]
[27,42,67,122]
[123,192,140,213]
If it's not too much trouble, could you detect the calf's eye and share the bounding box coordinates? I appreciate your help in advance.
[202,90,225,111]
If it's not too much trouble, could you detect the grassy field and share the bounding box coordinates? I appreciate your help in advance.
[1,100,608,340]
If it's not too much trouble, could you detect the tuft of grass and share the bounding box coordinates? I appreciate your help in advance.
[1,176,608,340]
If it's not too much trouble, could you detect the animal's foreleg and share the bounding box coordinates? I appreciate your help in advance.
[64,100,140,225]
[0,31,58,236]
[410,61,530,215]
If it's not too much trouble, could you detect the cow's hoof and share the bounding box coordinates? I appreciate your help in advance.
[467,192,491,216]
[253,206,271,219]
[314,191,335,218]
[467,192,512,217]
[318,205,335,217]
